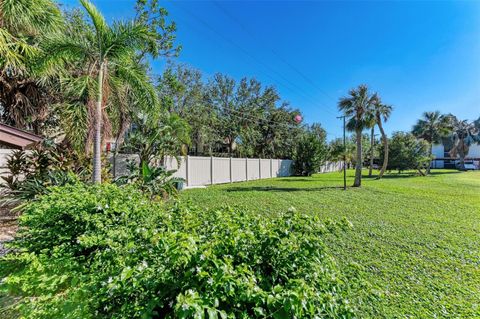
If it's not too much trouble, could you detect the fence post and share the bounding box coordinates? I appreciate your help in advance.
[245,158,248,181]
[210,156,214,185]
[229,157,233,183]
[186,155,190,187]
[270,158,273,178]
[259,158,261,179]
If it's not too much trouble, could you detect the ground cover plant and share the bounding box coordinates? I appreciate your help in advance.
[181,169,480,318]
[0,183,356,318]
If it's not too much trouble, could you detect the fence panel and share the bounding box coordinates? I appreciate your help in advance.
[271,159,280,177]
[247,158,260,180]
[165,156,187,179]
[260,159,271,178]
[188,156,211,186]
[213,157,230,184]
[231,158,247,182]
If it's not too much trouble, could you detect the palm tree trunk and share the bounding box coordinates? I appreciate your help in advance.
[369,127,374,177]
[353,128,362,187]
[459,139,466,170]
[377,116,388,179]
[92,63,104,183]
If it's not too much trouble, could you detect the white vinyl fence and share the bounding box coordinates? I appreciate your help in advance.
[163,156,293,187]
[0,149,342,187]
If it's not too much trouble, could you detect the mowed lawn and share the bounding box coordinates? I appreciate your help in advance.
[180,170,480,318]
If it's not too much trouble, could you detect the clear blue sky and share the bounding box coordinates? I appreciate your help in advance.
[59,0,480,140]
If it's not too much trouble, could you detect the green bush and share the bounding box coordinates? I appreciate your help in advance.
[1,184,356,318]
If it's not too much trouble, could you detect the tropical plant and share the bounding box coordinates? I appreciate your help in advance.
[448,116,479,170]
[122,111,191,168]
[0,0,62,134]
[412,111,451,174]
[293,124,328,176]
[115,161,183,200]
[0,140,84,205]
[1,183,356,318]
[338,85,376,187]
[371,96,393,179]
[39,0,158,183]
[382,131,431,175]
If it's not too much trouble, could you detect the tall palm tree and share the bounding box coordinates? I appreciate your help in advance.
[41,0,156,183]
[371,96,393,179]
[448,116,479,170]
[412,111,451,174]
[338,84,376,187]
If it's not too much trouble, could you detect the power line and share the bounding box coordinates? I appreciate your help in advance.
[211,1,339,110]
[169,0,339,118]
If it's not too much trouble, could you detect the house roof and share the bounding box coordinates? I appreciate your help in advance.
[0,123,43,150]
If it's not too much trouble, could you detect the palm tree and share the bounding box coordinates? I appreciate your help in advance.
[338,84,376,187]
[412,111,451,174]
[41,0,156,183]
[448,116,479,170]
[0,0,62,133]
[371,96,393,179]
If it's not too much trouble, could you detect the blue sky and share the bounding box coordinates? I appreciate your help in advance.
[59,0,480,140]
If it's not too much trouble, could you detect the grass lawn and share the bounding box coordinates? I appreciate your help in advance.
[180,169,480,318]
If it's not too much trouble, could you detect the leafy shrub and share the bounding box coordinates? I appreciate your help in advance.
[1,184,356,318]
[293,125,329,176]
[380,132,431,174]
[0,141,85,205]
[115,161,183,200]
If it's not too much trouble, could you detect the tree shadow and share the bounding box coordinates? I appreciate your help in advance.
[226,186,348,192]
[366,170,462,179]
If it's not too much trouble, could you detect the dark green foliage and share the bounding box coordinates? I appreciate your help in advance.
[381,132,431,173]
[1,183,355,318]
[115,161,183,200]
[293,124,328,176]
[0,141,85,205]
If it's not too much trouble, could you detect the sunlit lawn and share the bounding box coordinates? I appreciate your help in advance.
[180,169,480,318]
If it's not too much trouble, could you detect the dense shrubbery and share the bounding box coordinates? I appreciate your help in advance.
[0,141,86,205]
[1,183,356,318]
[381,132,431,174]
[115,161,183,200]
[293,124,329,176]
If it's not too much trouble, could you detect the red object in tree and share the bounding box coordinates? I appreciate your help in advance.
[294,115,302,124]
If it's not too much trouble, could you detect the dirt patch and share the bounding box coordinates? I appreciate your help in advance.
[0,205,18,242]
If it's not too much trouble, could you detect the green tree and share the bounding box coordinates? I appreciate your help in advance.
[158,64,218,155]
[412,111,452,174]
[0,0,62,133]
[448,116,479,170]
[338,85,376,187]
[382,131,431,174]
[40,0,158,183]
[293,124,328,176]
[123,111,190,168]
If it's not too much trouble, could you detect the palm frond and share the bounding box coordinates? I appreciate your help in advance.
[80,0,109,38]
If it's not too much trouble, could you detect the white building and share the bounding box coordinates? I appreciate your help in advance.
[431,143,480,169]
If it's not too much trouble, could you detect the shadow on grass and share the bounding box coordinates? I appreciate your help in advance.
[370,170,462,179]
[226,186,347,192]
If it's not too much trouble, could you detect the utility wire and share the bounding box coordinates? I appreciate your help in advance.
[212,1,339,107]
[169,0,339,118]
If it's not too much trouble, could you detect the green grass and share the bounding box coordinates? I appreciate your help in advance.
[180,170,480,318]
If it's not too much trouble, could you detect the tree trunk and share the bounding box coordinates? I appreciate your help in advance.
[353,128,362,187]
[426,143,433,174]
[369,127,374,177]
[377,116,388,179]
[92,63,104,183]
[459,139,466,170]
